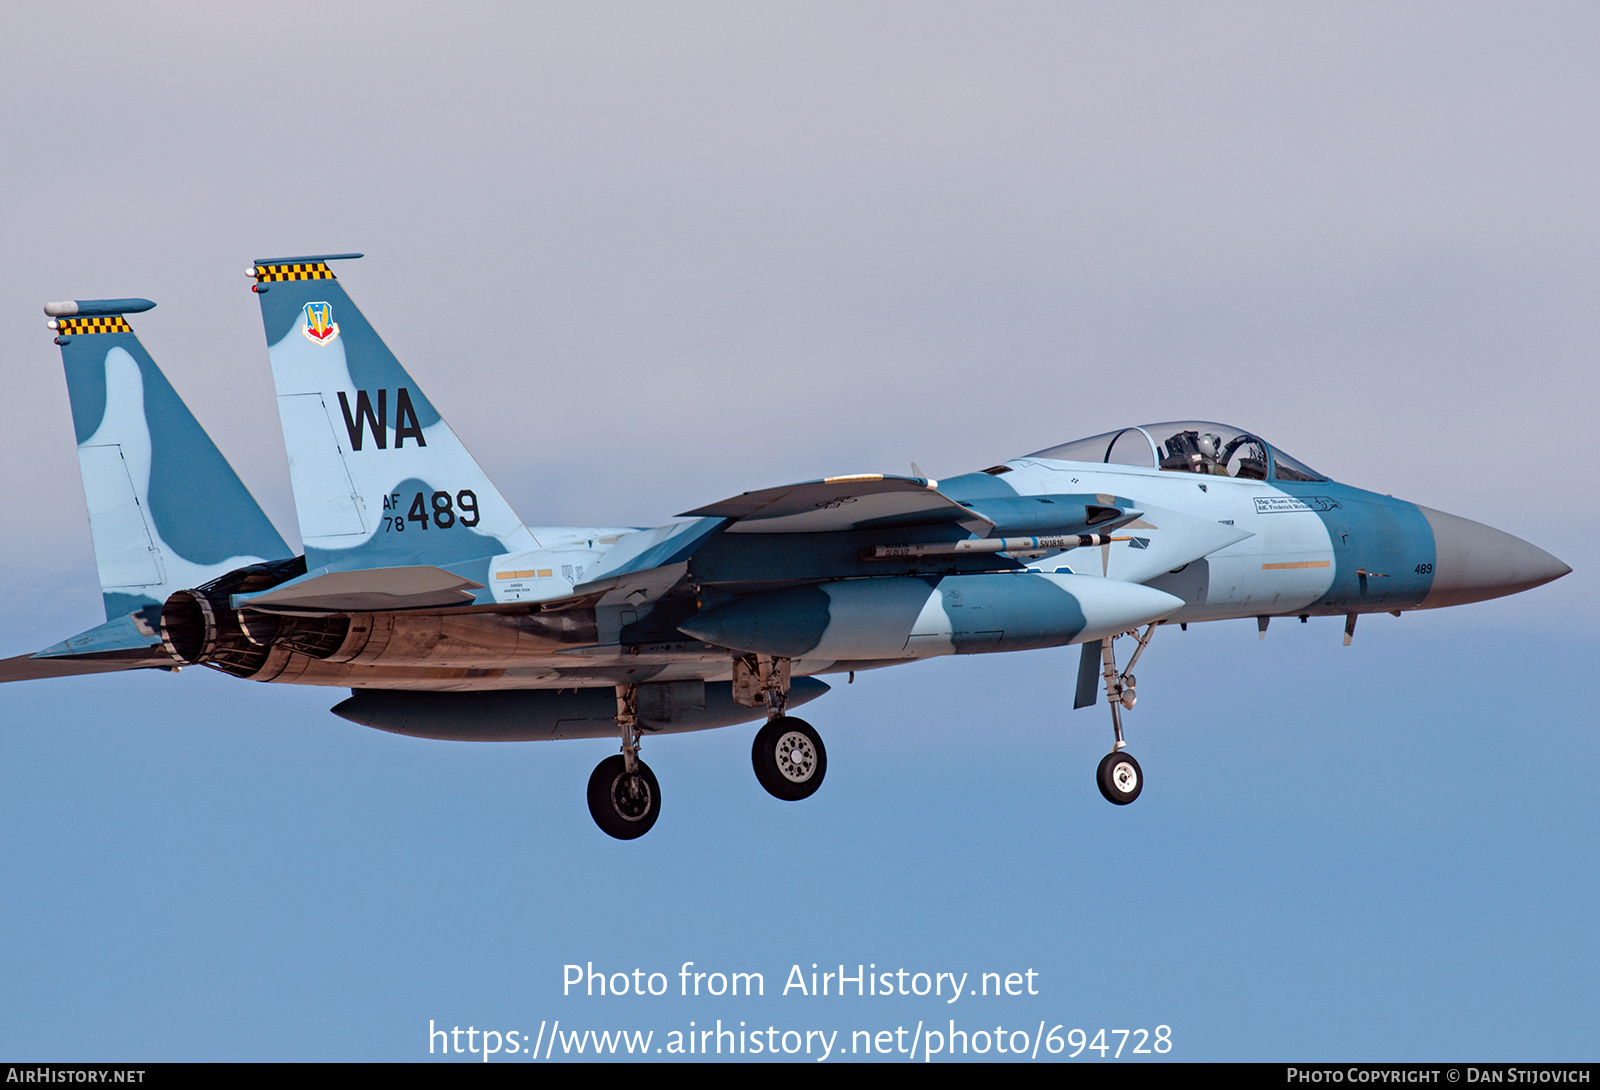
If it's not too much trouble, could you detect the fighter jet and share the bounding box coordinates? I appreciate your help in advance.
[6,255,1570,839]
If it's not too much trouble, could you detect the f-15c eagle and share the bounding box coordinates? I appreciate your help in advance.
[6,254,1570,838]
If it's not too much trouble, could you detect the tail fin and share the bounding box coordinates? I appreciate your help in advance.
[46,298,292,621]
[249,255,536,574]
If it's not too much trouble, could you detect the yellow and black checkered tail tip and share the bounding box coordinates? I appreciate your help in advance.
[44,298,154,340]
[249,252,363,287]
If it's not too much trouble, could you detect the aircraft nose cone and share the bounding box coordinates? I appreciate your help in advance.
[1417,505,1571,609]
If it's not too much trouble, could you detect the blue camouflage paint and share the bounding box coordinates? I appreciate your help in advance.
[942,572,1090,652]
[139,364,290,566]
[681,573,1099,658]
[1278,481,1436,611]
[935,471,1024,503]
[60,336,110,443]
[60,333,290,566]
[99,591,165,623]
[257,277,442,430]
[577,518,728,590]
[257,259,541,573]
[679,583,834,657]
[57,317,293,622]
[306,476,518,572]
[687,526,1028,586]
[961,493,1141,536]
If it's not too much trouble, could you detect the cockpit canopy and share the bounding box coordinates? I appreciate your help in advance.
[1028,421,1327,482]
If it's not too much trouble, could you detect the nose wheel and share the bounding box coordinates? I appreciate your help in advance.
[1096,750,1142,805]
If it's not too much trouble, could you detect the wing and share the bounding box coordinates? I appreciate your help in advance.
[681,474,994,535]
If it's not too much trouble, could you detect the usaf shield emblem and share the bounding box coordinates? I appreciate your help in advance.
[302,301,340,345]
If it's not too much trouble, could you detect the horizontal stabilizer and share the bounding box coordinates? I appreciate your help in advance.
[237,565,484,613]
[33,611,167,658]
[3,612,177,684]
[0,653,173,684]
[683,475,993,535]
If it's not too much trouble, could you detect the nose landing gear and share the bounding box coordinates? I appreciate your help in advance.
[1090,623,1157,806]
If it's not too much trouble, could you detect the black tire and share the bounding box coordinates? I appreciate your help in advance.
[751,716,827,801]
[587,754,661,839]
[1096,750,1143,805]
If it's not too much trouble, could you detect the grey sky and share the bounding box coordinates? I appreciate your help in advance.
[3,5,1591,602]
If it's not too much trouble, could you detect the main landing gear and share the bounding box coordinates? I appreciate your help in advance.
[586,657,831,838]
[737,653,828,802]
[587,684,661,840]
[1092,623,1157,806]
[753,716,827,801]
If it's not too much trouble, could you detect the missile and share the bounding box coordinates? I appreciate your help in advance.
[864,534,1130,559]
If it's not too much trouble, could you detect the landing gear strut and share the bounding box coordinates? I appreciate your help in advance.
[736,653,829,801]
[587,683,661,839]
[1093,623,1157,806]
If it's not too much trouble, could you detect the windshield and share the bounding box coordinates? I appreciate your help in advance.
[1028,421,1327,482]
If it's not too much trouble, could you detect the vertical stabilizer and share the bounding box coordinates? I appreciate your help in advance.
[46,299,292,621]
[249,256,536,574]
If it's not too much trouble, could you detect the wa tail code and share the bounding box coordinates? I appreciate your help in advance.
[336,388,427,450]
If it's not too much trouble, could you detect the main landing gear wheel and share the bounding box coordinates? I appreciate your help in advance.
[587,754,661,840]
[1097,750,1143,805]
[752,716,827,801]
